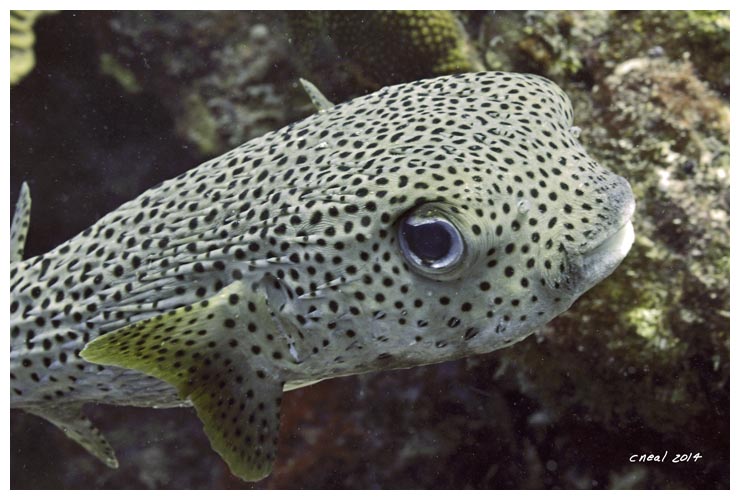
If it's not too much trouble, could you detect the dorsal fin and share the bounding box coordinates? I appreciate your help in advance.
[299,78,334,112]
[81,281,286,481]
[10,182,31,263]
[26,403,119,468]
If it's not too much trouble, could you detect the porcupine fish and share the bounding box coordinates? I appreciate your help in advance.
[10,72,635,481]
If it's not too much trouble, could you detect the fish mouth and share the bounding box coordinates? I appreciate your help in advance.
[566,188,635,294]
[576,218,635,287]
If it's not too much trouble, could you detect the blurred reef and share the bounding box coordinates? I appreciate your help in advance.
[285,11,483,101]
[10,10,729,489]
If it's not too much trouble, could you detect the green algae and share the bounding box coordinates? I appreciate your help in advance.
[99,53,142,94]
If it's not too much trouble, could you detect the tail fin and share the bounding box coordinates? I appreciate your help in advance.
[10,182,31,263]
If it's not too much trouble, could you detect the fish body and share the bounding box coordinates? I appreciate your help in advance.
[10,72,635,480]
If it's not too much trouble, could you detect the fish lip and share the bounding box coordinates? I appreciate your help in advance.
[569,203,635,294]
[556,187,635,296]
[579,219,635,273]
[578,182,636,256]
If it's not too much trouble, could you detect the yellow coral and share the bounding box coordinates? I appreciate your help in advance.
[287,11,482,94]
[10,10,57,86]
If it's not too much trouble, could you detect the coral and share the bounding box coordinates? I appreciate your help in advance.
[10,10,58,85]
[481,11,730,93]
[93,11,483,152]
[476,13,728,483]
[495,55,729,485]
[95,12,308,154]
[604,11,730,93]
[93,11,484,153]
[286,11,483,100]
[477,16,728,469]
[483,11,610,80]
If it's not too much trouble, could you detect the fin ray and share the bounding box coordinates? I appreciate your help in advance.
[10,182,31,263]
[299,78,334,112]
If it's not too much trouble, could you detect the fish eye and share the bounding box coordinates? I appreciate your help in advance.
[399,211,465,274]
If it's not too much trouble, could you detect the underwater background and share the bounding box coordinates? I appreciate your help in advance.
[10,11,729,489]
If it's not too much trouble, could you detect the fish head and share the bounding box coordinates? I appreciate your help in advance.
[277,73,635,371]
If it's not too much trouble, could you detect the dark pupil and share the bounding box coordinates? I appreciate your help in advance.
[402,220,452,262]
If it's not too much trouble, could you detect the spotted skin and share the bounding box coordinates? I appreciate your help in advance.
[10,72,635,481]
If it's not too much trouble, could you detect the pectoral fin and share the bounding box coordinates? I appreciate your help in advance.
[26,403,118,468]
[81,281,284,481]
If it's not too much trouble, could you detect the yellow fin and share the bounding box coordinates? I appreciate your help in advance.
[81,281,284,481]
